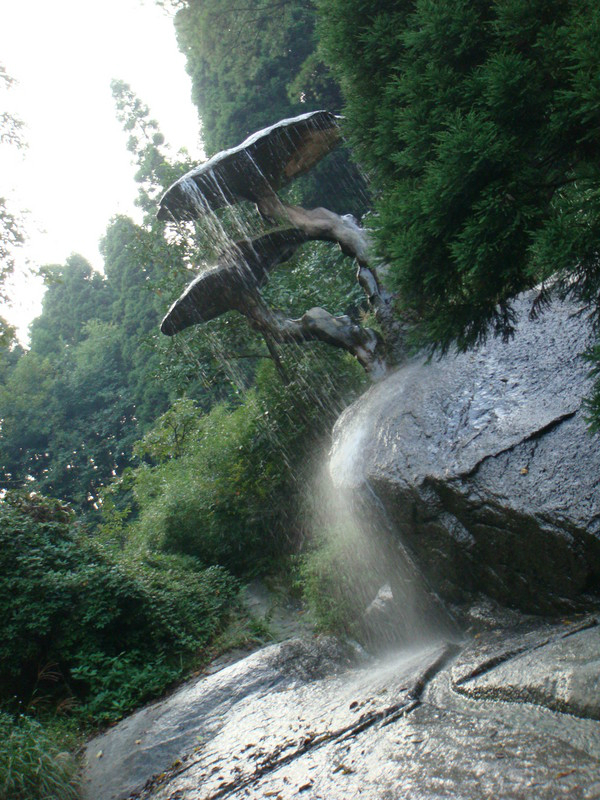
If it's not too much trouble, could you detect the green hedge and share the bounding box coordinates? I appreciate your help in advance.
[0,492,237,722]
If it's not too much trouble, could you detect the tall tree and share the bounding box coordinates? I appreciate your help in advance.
[0,64,27,345]
[0,350,55,491]
[0,83,201,504]
[173,0,323,155]
[29,255,112,357]
[317,0,600,354]
[111,80,191,218]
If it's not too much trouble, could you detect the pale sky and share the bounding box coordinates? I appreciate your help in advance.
[0,0,203,338]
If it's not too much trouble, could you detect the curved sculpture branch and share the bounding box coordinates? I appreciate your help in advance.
[256,194,405,360]
[157,110,404,377]
[240,291,387,379]
[157,111,341,220]
[160,232,387,377]
[160,229,310,335]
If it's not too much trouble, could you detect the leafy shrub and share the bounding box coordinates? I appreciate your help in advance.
[0,492,237,722]
[130,351,364,575]
[299,538,360,635]
[299,526,389,638]
[70,652,180,722]
[134,400,269,570]
[0,712,79,800]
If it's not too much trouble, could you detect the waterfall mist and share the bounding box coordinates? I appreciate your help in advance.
[157,111,461,651]
[300,451,460,653]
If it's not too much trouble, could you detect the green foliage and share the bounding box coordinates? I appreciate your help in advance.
[0,64,26,301]
[118,348,364,575]
[133,398,276,570]
[263,240,365,319]
[174,0,320,156]
[299,537,360,635]
[0,216,179,504]
[299,523,390,638]
[0,316,137,506]
[0,86,201,504]
[0,492,237,723]
[29,256,112,357]
[111,80,194,218]
[0,712,79,800]
[70,653,181,722]
[584,344,600,431]
[133,396,201,462]
[317,0,600,348]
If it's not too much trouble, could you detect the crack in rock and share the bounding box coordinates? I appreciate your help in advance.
[453,617,598,688]
[458,410,579,480]
[136,643,459,800]
[451,617,600,722]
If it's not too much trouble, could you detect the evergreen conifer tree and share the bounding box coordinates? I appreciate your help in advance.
[318,0,600,366]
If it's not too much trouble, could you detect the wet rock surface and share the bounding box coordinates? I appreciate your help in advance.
[453,619,600,720]
[330,290,600,612]
[83,615,600,800]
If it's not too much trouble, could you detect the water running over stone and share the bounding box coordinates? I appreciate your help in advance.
[83,614,600,800]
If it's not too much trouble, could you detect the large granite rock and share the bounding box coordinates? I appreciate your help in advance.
[330,290,600,613]
[83,616,600,800]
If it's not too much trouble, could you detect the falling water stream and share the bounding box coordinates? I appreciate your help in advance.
[159,111,456,654]
[161,103,462,670]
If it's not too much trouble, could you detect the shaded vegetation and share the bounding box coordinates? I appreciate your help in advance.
[172,0,338,156]
[108,353,362,576]
[0,492,237,724]
[317,0,600,421]
[0,712,79,800]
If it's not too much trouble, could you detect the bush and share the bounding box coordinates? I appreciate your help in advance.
[0,492,237,722]
[0,712,79,800]
[299,522,391,639]
[131,351,365,575]
[133,400,271,571]
[70,652,181,722]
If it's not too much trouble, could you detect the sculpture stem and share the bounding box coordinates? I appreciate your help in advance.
[256,194,405,362]
[242,290,387,379]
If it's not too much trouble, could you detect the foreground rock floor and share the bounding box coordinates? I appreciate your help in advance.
[84,613,600,800]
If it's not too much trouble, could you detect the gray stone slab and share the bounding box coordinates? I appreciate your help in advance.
[456,621,600,720]
[136,642,451,800]
[83,637,353,800]
[330,290,600,612]
[83,619,600,800]
[237,703,600,800]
